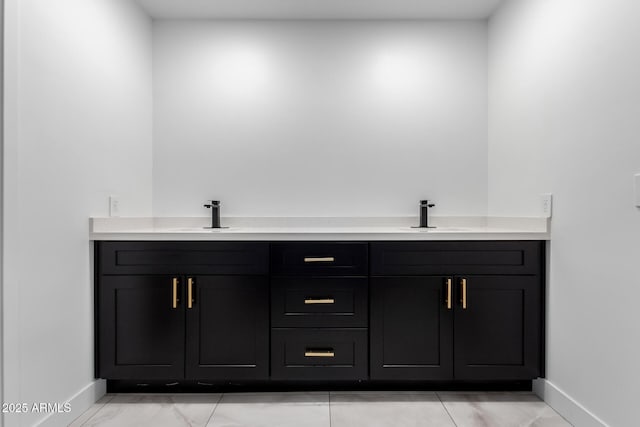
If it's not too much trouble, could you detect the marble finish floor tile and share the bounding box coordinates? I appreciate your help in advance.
[207,392,330,427]
[438,392,572,427]
[72,391,571,427]
[78,394,221,427]
[330,391,456,427]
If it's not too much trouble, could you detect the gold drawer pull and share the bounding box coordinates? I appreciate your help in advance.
[304,257,335,263]
[446,278,452,310]
[305,349,335,358]
[304,298,335,305]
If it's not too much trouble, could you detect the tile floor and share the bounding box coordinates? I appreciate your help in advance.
[69,391,572,427]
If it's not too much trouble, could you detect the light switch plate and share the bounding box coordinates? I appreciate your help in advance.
[635,174,640,207]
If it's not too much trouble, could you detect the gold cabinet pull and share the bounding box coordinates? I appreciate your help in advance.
[446,278,452,310]
[305,349,335,358]
[461,278,467,310]
[304,257,335,263]
[172,278,179,309]
[304,298,335,305]
[187,277,194,309]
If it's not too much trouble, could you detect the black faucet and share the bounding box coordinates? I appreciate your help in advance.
[419,200,436,228]
[203,200,221,228]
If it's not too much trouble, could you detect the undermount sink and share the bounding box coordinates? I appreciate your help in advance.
[404,227,470,232]
[165,227,235,232]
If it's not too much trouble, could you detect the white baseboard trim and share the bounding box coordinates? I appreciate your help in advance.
[33,379,106,427]
[533,379,609,427]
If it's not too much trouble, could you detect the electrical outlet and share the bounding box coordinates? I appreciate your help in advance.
[540,193,552,218]
[109,195,121,217]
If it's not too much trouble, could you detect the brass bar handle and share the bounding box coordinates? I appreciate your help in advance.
[461,278,467,310]
[187,277,194,309]
[305,349,335,358]
[446,278,452,310]
[304,298,335,305]
[172,278,179,309]
[304,257,335,263]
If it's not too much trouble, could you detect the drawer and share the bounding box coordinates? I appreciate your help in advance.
[271,278,368,328]
[98,242,269,275]
[271,242,368,277]
[271,328,368,380]
[371,241,542,276]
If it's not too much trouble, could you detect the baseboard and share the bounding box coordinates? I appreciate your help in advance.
[33,379,106,427]
[533,379,609,427]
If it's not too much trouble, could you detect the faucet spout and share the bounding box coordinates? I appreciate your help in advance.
[419,200,436,228]
[203,200,221,228]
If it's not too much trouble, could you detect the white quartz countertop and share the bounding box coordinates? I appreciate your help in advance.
[89,216,550,241]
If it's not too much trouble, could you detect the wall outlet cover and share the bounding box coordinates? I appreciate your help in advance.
[540,193,553,218]
[109,195,121,217]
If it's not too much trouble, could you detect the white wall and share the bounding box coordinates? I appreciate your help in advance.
[488,1,640,426]
[0,0,5,417]
[153,21,488,217]
[2,0,153,425]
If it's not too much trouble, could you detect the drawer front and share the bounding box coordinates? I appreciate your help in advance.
[371,241,542,276]
[98,242,269,275]
[271,329,368,380]
[271,278,368,328]
[271,243,368,277]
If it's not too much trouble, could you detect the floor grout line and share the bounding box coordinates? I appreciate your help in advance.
[76,394,116,427]
[328,391,332,427]
[203,393,224,427]
[543,400,575,427]
[436,391,459,427]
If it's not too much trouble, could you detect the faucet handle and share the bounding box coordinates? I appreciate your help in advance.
[204,200,220,209]
[420,200,435,208]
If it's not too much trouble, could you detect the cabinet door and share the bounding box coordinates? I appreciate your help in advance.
[186,276,269,380]
[98,275,185,379]
[370,277,453,380]
[454,275,541,380]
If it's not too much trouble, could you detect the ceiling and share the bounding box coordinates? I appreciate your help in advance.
[134,0,508,20]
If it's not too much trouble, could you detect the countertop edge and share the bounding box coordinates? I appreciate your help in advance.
[89,231,550,241]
